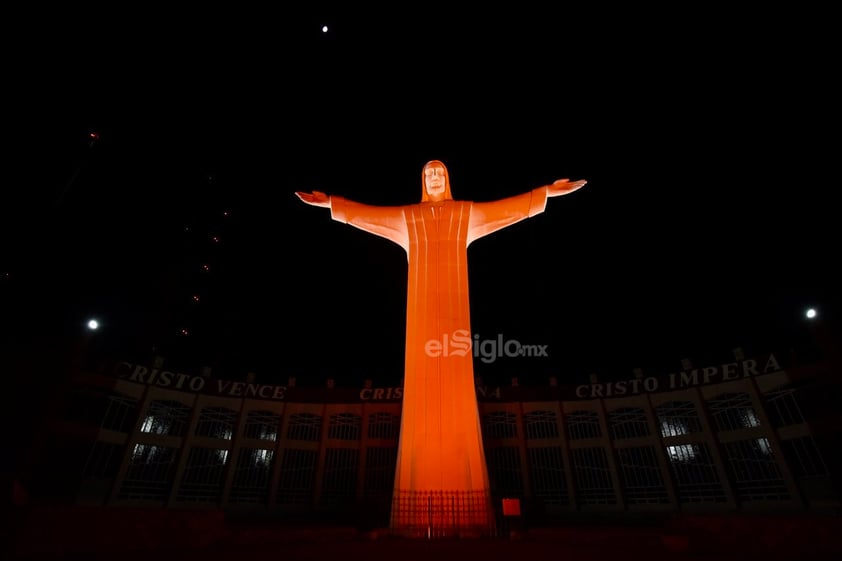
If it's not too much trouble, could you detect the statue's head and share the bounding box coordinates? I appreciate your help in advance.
[421,160,453,202]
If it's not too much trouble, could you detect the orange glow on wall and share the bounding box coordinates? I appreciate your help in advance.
[297,160,586,537]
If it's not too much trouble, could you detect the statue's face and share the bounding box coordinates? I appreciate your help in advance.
[424,165,447,201]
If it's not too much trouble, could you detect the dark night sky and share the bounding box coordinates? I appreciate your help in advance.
[2,5,839,388]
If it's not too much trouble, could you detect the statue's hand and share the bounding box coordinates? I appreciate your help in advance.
[547,179,587,197]
[295,190,331,208]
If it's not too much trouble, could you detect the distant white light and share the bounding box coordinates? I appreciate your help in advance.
[87,319,99,330]
[806,308,818,319]
[322,25,329,33]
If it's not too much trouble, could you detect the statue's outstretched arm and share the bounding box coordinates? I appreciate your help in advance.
[468,178,587,244]
[296,191,409,251]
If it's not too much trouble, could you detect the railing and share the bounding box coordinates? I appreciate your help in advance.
[390,489,497,538]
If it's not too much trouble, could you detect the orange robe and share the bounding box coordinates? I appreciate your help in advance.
[330,187,548,536]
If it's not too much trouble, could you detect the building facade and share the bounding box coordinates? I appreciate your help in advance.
[19,347,841,527]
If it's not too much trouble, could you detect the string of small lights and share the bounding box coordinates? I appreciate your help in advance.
[158,172,234,369]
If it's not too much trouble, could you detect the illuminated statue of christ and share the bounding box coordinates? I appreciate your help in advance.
[296,160,586,537]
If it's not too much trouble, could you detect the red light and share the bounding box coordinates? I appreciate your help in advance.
[202,264,210,271]
[192,295,200,302]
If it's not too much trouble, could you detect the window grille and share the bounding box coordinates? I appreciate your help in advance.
[328,413,362,440]
[367,412,400,439]
[482,411,518,439]
[780,436,830,479]
[524,410,560,439]
[139,400,191,437]
[722,438,789,502]
[364,446,398,501]
[276,448,318,505]
[570,447,616,505]
[764,387,806,428]
[616,446,669,504]
[119,444,178,501]
[566,410,601,440]
[320,448,359,506]
[486,446,523,497]
[243,410,281,441]
[665,443,727,503]
[655,401,702,437]
[176,447,228,502]
[528,446,569,506]
[194,407,237,440]
[287,412,322,441]
[101,393,139,433]
[229,447,273,504]
[707,393,760,432]
[608,407,650,440]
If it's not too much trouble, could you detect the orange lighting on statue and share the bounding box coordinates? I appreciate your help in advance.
[297,160,586,537]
